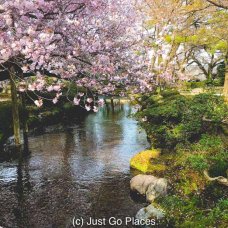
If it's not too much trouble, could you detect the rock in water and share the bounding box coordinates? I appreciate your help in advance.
[130,174,167,202]
[136,204,165,227]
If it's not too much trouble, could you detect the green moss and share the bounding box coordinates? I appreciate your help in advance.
[191,134,224,153]
[130,149,166,173]
[187,154,209,171]
[177,168,206,195]
[158,196,228,228]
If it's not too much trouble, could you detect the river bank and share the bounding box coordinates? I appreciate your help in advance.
[131,91,228,227]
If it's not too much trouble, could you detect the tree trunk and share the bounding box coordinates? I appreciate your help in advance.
[111,97,114,112]
[223,71,228,99]
[9,65,21,146]
[21,92,29,153]
[19,72,29,153]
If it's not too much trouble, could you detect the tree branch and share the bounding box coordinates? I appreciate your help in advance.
[205,0,228,9]
[204,170,228,186]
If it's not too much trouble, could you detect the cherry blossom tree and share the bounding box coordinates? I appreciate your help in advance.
[0,0,151,145]
[1,0,154,99]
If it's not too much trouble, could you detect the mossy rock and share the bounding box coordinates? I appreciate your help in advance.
[130,149,166,173]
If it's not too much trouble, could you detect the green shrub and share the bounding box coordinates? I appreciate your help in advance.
[159,196,228,228]
[191,134,224,153]
[210,150,228,176]
[135,92,228,149]
[160,89,180,98]
[217,61,226,85]
[185,134,228,175]
[187,154,209,171]
[185,81,206,90]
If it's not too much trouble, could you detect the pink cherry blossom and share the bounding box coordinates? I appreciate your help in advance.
[98,99,105,107]
[0,0,187,107]
[93,106,98,112]
[73,97,80,106]
[28,84,36,91]
[18,87,26,92]
[85,104,91,111]
[34,99,43,107]
[78,92,84,97]
[56,92,62,98]
[86,98,93,103]
[47,85,54,92]
[53,85,61,92]
[52,97,58,104]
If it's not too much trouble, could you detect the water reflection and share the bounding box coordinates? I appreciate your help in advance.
[0,103,148,228]
[14,158,31,228]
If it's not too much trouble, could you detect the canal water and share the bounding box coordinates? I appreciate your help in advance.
[0,103,148,228]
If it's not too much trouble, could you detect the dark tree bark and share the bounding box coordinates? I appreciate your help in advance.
[9,65,21,146]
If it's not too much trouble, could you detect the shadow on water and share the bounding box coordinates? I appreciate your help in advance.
[0,103,148,228]
[14,156,32,228]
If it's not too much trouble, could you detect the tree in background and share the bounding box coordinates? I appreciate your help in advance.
[205,0,228,9]
[140,0,190,89]
[142,0,228,92]
[182,0,228,92]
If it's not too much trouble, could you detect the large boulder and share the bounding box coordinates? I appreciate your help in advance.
[146,178,168,202]
[130,174,167,202]
[130,174,157,195]
[130,149,166,173]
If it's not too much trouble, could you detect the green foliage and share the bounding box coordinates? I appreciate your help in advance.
[159,196,228,228]
[183,94,227,133]
[153,134,228,226]
[205,79,223,87]
[184,78,224,89]
[217,61,226,85]
[180,134,228,175]
[187,154,209,171]
[191,134,224,153]
[165,35,187,44]
[0,96,88,145]
[160,89,180,98]
[63,102,74,111]
[210,150,228,176]
[136,92,228,149]
[186,81,206,89]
